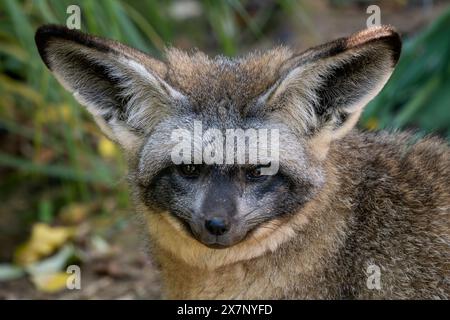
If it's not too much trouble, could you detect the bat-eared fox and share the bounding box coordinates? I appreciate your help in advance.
[35,24,449,299]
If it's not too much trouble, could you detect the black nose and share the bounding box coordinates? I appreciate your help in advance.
[204,217,229,236]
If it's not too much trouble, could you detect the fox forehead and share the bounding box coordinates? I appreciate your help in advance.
[135,115,315,188]
[162,47,292,109]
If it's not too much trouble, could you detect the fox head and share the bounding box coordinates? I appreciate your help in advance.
[35,25,401,264]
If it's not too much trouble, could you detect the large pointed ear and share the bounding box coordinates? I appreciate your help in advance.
[35,25,185,151]
[260,26,401,157]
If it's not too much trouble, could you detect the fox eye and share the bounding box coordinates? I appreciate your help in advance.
[246,165,268,181]
[177,164,202,178]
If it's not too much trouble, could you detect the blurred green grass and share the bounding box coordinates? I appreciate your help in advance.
[0,0,449,226]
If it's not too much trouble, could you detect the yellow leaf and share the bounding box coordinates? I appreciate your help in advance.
[32,272,70,293]
[59,104,72,122]
[14,243,40,267]
[15,223,74,266]
[365,117,379,131]
[98,137,117,159]
[60,203,92,224]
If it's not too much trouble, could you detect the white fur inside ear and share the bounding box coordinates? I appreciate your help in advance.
[332,69,392,142]
[118,56,185,101]
[262,44,396,161]
[44,39,187,153]
[109,119,142,151]
[308,62,393,160]
[265,45,395,138]
[75,91,141,152]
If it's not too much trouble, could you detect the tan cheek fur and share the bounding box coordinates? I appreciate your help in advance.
[141,204,308,270]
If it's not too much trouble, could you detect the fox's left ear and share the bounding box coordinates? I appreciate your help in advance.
[261,26,401,157]
[35,25,185,152]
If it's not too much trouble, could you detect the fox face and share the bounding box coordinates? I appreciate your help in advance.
[35,25,401,252]
[140,130,318,248]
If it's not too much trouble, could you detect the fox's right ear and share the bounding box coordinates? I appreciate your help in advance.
[35,25,185,151]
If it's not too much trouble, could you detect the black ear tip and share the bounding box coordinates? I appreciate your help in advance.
[382,26,402,64]
[347,25,402,65]
[374,25,402,64]
[35,25,102,69]
[35,24,72,47]
[35,24,115,69]
[35,24,73,69]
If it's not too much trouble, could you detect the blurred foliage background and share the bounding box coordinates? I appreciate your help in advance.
[0,0,449,298]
